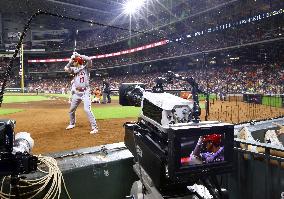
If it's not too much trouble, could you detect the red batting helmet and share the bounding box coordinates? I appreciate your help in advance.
[73,56,84,65]
[203,134,222,145]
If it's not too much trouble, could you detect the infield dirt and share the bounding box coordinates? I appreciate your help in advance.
[1,97,283,154]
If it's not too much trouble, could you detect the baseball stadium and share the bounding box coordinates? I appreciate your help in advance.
[0,0,283,198]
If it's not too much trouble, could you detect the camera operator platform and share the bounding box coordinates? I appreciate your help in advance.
[120,72,233,199]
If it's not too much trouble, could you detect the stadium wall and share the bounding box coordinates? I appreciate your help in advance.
[35,136,284,199]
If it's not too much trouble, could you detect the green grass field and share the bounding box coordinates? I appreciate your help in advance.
[0,94,138,119]
[92,106,141,119]
[0,109,23,115]
[44,93,70,99]
[0,95,50,117]
[1,94,204,119]
[3,95,49,103]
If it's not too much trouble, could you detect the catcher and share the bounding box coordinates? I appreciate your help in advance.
[92,87,102,103]
[64,52,98,134]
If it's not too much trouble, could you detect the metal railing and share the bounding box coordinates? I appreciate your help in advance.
[230,138,284,199]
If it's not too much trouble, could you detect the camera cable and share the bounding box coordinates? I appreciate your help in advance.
[0,155,71,199]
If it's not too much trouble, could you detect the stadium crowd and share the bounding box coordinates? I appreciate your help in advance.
[26,63,284,95]
[67,0,231,50]
[0,57,10,71]
[27,10,283,72]
[72,0,279,50]
[28,62,65,72]
[92,13,283,68]
[3,0,283,97]
[0,57,19,88]
[27,78,71,94]
[22,0,280,53]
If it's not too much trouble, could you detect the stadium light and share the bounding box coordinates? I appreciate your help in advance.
[123,0,146,15]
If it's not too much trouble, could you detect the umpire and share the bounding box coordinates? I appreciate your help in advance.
[102,78,111,104]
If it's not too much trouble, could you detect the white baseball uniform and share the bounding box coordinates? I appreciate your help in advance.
[65,55,97,131]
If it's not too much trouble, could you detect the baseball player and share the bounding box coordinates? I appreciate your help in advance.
[181,134,224,165]
[191,134,224,164]
[65,52,98,134]
[68,79,75,104]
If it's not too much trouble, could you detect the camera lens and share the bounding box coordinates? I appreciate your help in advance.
[13,132,34,154]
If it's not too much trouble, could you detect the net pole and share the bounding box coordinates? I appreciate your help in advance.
[20,43,24,93]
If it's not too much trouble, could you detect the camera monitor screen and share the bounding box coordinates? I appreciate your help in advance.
[179,133,225,167]
[168,123,234,182]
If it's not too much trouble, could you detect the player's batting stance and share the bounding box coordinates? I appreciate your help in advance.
[65,52,98,134]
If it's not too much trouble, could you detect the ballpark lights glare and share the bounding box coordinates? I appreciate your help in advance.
[123,0,146,15]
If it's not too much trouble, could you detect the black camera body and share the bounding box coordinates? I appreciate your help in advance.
[0,120,38,176]
[125,120,234,190]
[0,120,14,153]
[120,82,234,191]
[119,83,145,107]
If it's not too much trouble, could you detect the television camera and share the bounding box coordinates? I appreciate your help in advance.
[0,120,38,197]
[0,119,37,176]
[120,72,234,199]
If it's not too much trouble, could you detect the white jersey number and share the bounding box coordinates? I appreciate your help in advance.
[79,71,85,83]
[80,77,85,83]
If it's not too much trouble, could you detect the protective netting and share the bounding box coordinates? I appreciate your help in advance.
[0,0,283,98]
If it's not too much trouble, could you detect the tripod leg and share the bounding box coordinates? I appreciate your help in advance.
[209,175,229,199]
[10,175,21,199]
[192,191,205,199]
[209,175,223,199]
[201,179,219,199]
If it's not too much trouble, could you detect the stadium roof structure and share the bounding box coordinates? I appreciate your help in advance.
[0,0,119,24]
[0,0,187,25]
